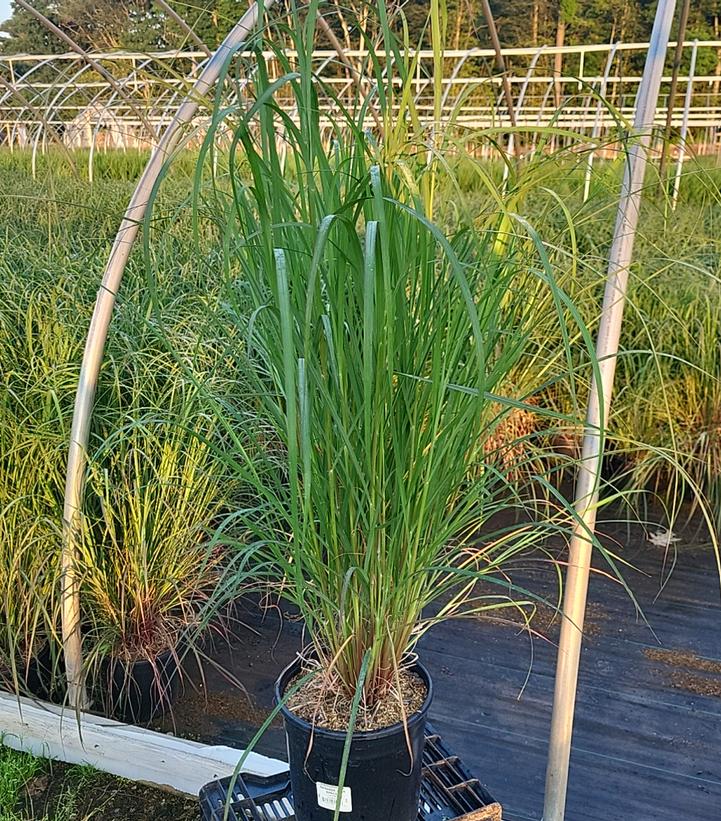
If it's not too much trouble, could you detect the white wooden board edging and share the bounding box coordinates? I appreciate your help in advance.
[0,691,287,796]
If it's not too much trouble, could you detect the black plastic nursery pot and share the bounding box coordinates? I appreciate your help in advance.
[1,642,54,700]
[275,658,433,821]
[101,648,181,723]
[24,642,54,699]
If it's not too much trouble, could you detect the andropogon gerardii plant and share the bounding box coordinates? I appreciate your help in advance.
[191,1,598,714]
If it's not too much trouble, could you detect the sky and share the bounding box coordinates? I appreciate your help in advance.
[0,0,9,25]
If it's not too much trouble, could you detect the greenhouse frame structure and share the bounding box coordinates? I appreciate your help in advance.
[1,40,720,154]
[0,0,706,818]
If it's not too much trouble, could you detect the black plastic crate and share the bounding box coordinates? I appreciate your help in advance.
[200,725,496,821]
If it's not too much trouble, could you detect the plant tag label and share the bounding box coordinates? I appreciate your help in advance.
[316,781,353,812]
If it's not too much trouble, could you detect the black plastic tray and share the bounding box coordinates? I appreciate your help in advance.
[199,724,496,821]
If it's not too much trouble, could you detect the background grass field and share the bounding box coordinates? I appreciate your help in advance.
[0,144,719,699]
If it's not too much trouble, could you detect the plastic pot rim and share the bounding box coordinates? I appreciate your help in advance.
[274,656,434,742]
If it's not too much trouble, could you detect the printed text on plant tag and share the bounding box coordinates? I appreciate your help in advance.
[316,781,353,812]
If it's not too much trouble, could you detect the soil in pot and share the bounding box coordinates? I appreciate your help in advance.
[99,648,181,724]
[275,659,433,821]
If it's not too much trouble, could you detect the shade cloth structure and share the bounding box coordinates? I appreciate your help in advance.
[2,42,719,157]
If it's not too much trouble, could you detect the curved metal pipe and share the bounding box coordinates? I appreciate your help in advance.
[583,42,620,202]
[154,0,213,59]
[31,122,42,178]
[504,45,545,183]
[671,39,698,209]
[88,56,156,176]
[61,0,273,710]
[543,1,677,817]
[0,61,78,165]
[152,56,209,129]
[15,0,157,139]
[42,62,93,149]
[439,50,476,112]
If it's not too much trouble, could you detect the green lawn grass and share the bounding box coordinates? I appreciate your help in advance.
[0,743,197,820]
[0,745,41,821]
[0,744,97,821]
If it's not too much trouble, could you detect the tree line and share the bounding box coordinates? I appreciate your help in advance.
[0,0,719,74]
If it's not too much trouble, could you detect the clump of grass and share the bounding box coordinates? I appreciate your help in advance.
[0,276,79,694]
[0,163,254,705]
[79,391,235,668]
[193,1,598,710]
[0,489,59,693]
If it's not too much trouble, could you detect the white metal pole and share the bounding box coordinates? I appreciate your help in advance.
[583,43,619,203]
[542,2,677,819]
[61,1,273,711]
[577,51,584,91]
[31,125,41,179]
[505,47,545,180]
[671,40,698,210]
[532,80,555,153]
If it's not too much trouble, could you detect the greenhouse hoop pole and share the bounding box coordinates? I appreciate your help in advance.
[61,0,273,711]
[582,41,619,203]
[658,0,691,180]
[671,39,698,211]
[153,0,213,59]
[15,0,157,141]
[542,1,677,819]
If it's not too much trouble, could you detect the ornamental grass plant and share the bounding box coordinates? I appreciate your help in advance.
[79,381,238,671]
[0,427,59,693]
[0,274,85,694]
[191,0,599,715]
[0,170,253,705]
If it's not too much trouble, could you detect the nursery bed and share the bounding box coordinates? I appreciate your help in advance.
[166,514,721,821]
